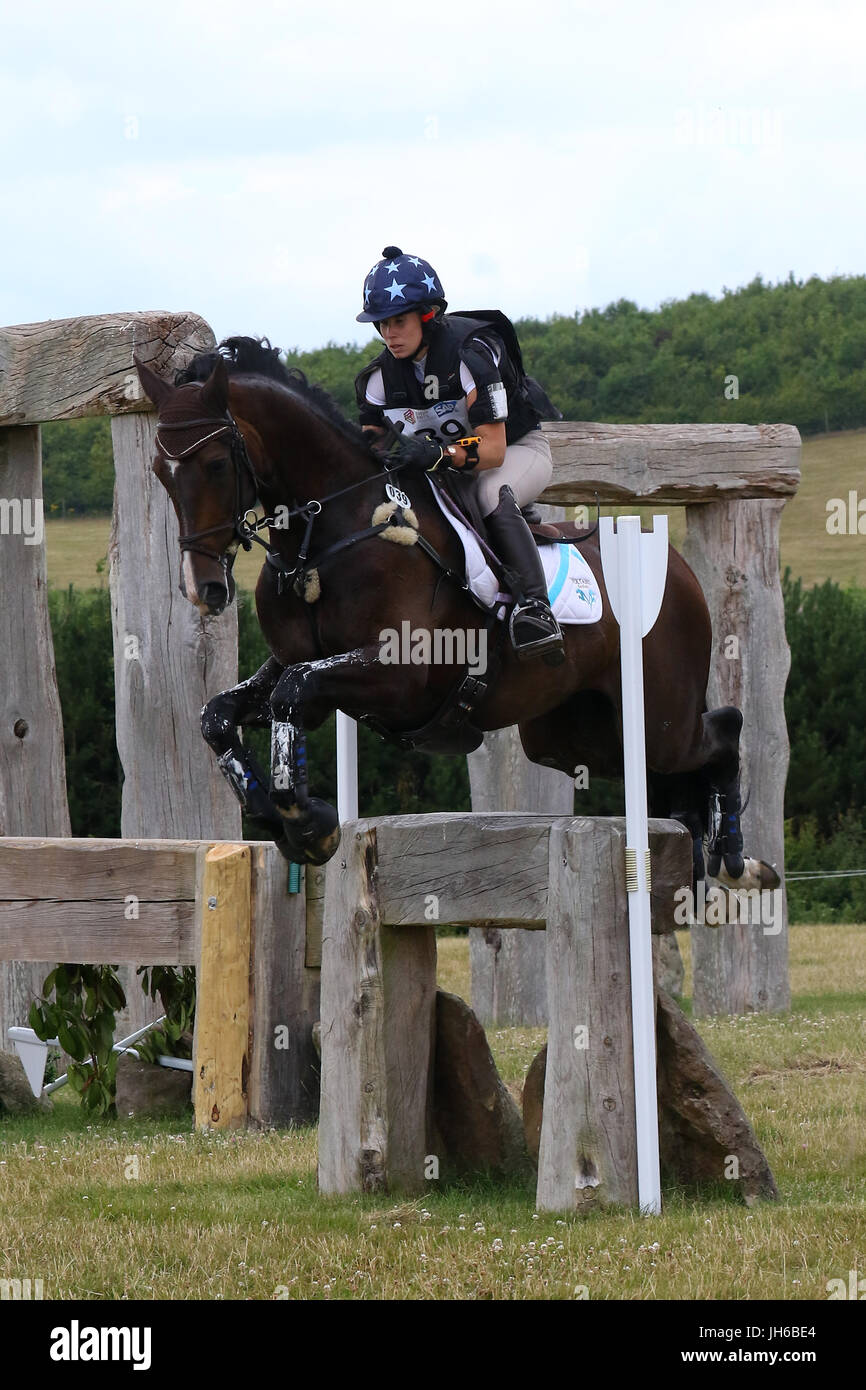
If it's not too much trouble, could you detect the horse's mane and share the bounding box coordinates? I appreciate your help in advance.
[175,335,369,451]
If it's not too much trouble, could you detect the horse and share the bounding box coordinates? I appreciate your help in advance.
[134,337,777,891]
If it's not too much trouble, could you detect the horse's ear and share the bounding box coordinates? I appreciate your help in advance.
[133,354,173,409]
[200,355,229,415]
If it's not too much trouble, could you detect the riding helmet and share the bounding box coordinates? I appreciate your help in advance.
[357,246,448,324]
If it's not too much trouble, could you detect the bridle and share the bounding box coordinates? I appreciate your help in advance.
[155,407,463,605]
[156,413,263,565]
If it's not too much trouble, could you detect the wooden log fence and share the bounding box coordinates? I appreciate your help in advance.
[318,812,777,1209]
[0,837,319,1128]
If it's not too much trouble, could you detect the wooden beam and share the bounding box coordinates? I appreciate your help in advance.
[361,814,691,932]
[0,312,215,425]
[0,902,195,964]
[0,837,202,901]
[372,813,553,928]
[193,843,252,1131]
[538,421,801,504]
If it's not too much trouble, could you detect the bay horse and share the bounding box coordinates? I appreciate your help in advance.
[135,338,775,890]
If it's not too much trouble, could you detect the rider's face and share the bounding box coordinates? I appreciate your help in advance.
[378,312,424,359]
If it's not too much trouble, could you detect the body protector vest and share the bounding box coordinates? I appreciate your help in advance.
[355,312,560,447]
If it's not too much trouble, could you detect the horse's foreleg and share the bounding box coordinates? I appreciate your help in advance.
[270,646,411,865]
[201,656,286,831]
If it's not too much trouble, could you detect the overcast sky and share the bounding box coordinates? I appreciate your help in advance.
[3,0,863,354]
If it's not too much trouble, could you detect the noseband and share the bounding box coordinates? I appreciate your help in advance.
[156,413,261,564]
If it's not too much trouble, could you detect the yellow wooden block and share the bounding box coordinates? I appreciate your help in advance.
[193,843,251,1131]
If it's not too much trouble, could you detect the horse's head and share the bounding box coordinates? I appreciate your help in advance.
[134,353,258,616]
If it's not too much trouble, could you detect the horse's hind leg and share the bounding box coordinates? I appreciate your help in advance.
[699,706,746,881]
[648,768,711,894]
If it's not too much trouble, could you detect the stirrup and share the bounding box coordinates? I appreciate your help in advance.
[509,600,566,666]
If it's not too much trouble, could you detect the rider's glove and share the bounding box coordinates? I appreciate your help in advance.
[387,432,448,474]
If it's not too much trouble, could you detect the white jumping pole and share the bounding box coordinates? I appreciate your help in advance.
[599,514,669,1215]
[336,711,359,823]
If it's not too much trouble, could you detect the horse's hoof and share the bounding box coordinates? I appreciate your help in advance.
[710,856,781,893]
[722,851,745,881]
[751,858,781,890]
[277,797,341,866]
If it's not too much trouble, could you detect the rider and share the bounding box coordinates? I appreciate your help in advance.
[354,246,565,665]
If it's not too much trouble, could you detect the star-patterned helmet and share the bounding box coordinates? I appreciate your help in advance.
[356,245,447,324]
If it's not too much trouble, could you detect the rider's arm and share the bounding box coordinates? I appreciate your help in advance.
[448,387,506,471]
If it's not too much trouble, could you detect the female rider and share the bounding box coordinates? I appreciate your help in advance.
[354,246,564,665]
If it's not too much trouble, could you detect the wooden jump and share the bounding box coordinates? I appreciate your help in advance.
[0,837,319,1130]
[318,812,695,1210]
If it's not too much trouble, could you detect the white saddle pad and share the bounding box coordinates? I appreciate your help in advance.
[428,481,603,624]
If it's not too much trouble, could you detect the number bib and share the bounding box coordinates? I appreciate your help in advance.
[383,396,472,444]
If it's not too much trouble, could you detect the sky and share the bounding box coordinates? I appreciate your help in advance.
[2,0,864,354]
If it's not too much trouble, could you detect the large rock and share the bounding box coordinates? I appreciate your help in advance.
[0,1050,51,1115]
[656,988,778,1204]
[432,990,532,1179]
[522,989,778,1205]
[115,1056,192,1118]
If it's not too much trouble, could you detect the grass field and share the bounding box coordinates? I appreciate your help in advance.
[41,429,866,594]
[2,926,864,1302]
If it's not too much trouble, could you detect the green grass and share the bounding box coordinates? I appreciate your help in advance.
[2,926,864,1301]
[42,428,866,596]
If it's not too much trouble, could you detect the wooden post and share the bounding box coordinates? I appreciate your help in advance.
[0,425,70,1048]
[193,843,251,1131]
[248,845,320,1127]
[537,818,638,1210]
[318,823,437,1195]
[683,499,791,1014]
[109,411,241,1033]
[467,727,573,1025]
[109,412,240,842]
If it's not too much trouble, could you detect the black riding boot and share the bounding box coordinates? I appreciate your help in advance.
[485,485,565,665]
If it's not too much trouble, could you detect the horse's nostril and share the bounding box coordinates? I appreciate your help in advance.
[201,582,228,610]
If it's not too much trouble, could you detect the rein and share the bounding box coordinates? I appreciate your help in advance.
[156,409,459,598]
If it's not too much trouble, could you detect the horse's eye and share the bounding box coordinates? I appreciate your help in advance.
[205,456,229,475]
